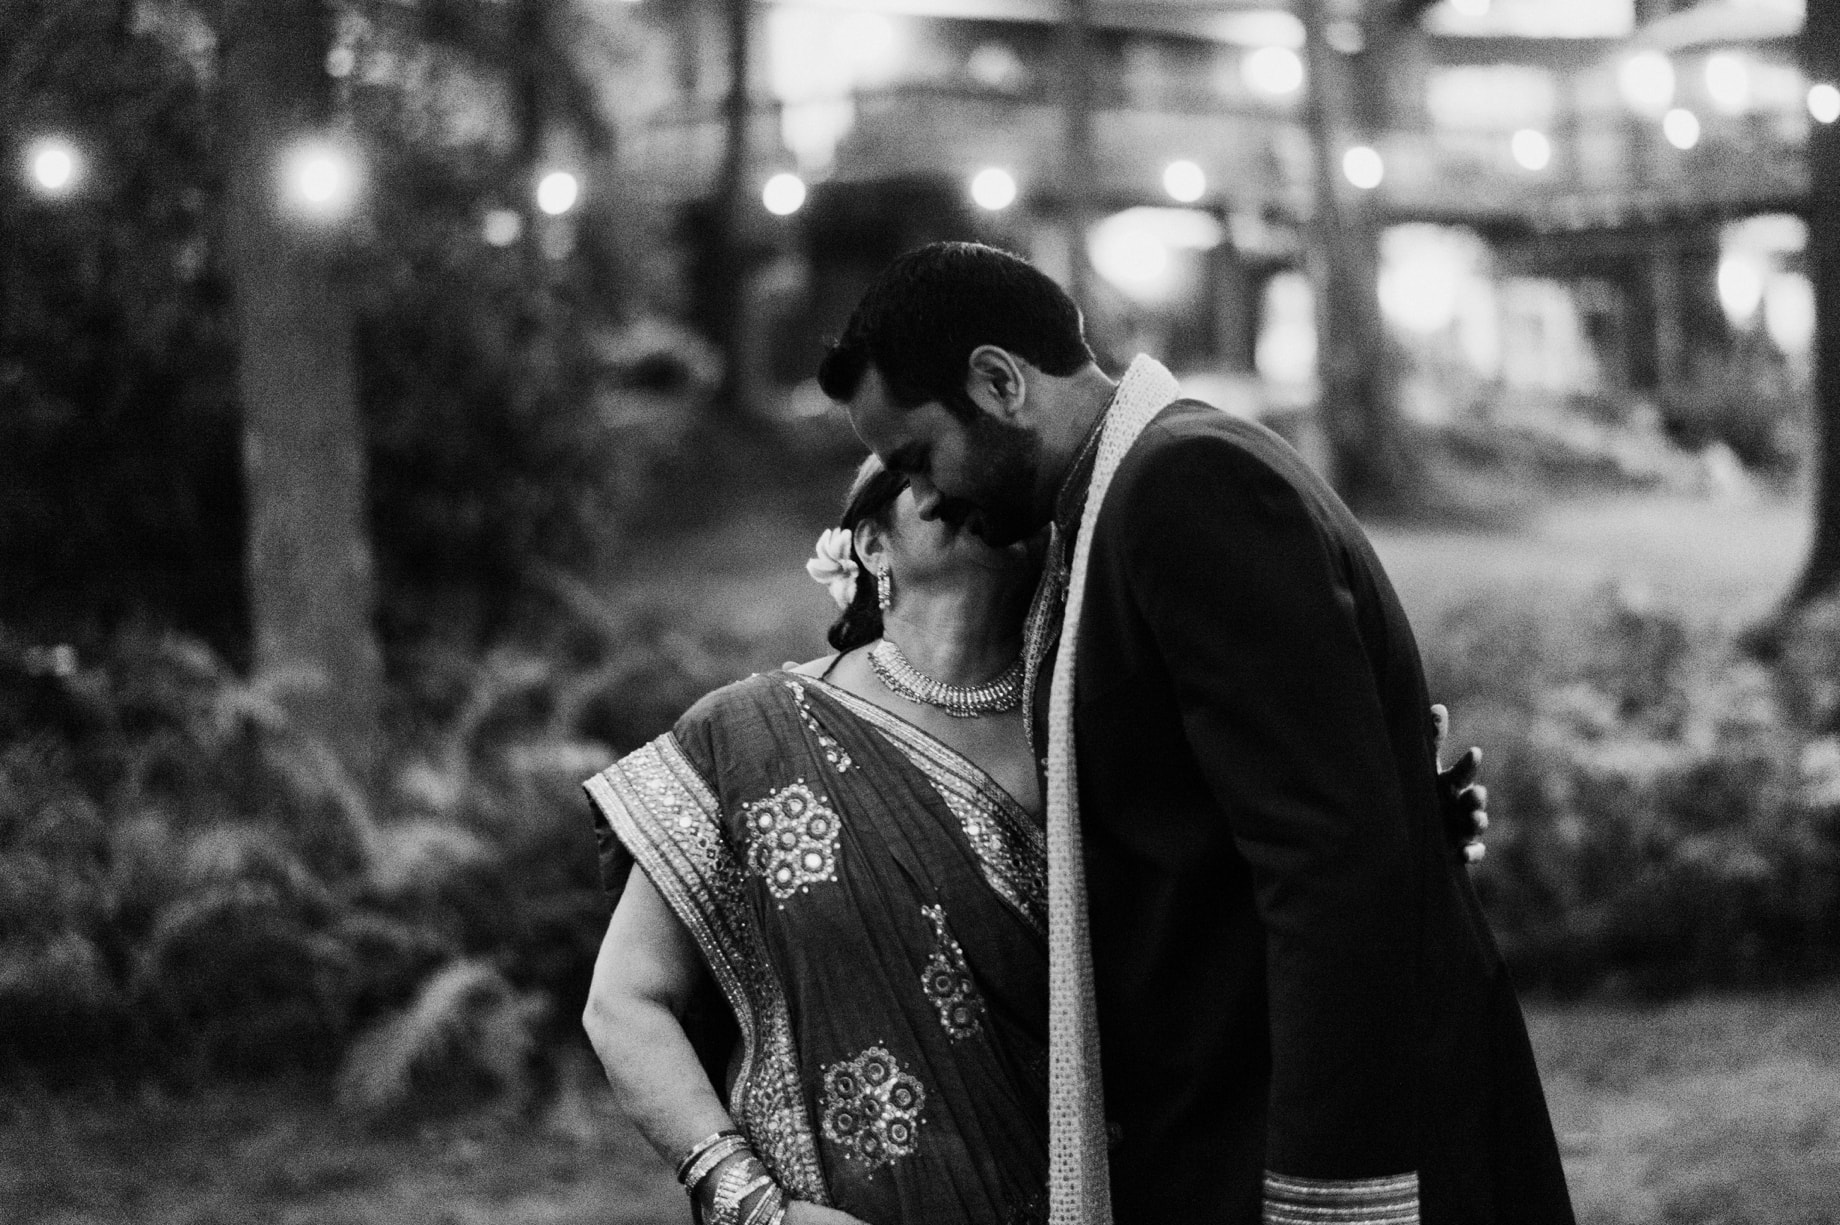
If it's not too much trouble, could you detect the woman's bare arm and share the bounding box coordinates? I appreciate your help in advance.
[582,868,872,1225]
[582,867,732,1164]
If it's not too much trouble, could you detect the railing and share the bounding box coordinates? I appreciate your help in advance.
[624,85,1812,229]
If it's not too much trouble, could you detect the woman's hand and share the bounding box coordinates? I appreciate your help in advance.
[785,1203,875,1225]
[1431,703,1488,865]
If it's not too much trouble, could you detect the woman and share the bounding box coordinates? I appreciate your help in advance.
[580,459,1486,1225]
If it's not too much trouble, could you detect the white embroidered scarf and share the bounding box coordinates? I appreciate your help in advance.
[1046,355,1183,1225]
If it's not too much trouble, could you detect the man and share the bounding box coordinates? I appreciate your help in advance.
[819,242,1573,1225]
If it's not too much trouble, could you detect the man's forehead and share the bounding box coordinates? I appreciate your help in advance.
[844,368,917,451]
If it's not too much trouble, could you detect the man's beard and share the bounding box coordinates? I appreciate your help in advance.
[944,413,1043,548]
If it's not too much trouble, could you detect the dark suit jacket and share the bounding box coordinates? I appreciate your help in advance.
[1054,402,1573,1224]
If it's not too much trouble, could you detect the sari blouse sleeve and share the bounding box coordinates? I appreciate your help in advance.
[583,687,738,930]
[582,691,747,1098]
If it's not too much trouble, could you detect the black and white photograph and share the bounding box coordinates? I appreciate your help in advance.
[2,0,1835,1222]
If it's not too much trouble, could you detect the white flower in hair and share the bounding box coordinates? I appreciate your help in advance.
[806,526,860,611]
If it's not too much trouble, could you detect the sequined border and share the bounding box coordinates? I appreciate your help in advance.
[584,738,829,1202]
[1262,1171,1419,1225]
[784,680,854,773]
[803,680,1048,939]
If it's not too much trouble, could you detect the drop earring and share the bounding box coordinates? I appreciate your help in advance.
[876,564,893,612]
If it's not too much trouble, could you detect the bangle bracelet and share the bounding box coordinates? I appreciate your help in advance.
[683,1137,752,1195]
[743,1182,787,1225]
[710,1166,774,1225]
[675,1128,744,1184]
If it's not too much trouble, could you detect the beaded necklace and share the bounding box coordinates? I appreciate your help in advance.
[868,638,1023,718]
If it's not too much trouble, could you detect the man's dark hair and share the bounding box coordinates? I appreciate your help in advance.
[817,242,1093,418]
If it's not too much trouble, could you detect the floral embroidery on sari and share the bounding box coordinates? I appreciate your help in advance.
[820,1045,927,1171]
[584,738,829,1202]
[919,904,983,1041]
[742,780,842,902]
[806,681,1048,939]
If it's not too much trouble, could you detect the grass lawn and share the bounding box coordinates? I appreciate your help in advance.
[5,990,1838,1224]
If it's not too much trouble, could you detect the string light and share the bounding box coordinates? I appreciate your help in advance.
[1810,83,1840,125]
[281,140,361,221]
[536,171,580,216]
[1342,145,1384,190]
[1162,160,1206,204]
[1510,129,1551,172]
[25,137,81,197]
[970,167,1017,211]
[482,209,524,247]
[1663,107,1701,150]
[762,172,806,216]
[1619,51,1675,116]
[1242,46,1304,97]
[1704,52,1751,115]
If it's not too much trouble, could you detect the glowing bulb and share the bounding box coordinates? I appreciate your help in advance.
[26,138,80,196]
[1663,107,1701,150]
[1704,52,1750,115]
[1162,160,1206,204]
[1619,52,1675,116]
[1510,129,1552,172]
[536,171,580,216]
[281,141,360,220]
[1717,256,1765,325]
[1342,145,1384,190]
[970,167,1017,211]
[1810,83,1840,125]
[482,209,524,247]
[762,172,806,216]
[1242,46,1304,97]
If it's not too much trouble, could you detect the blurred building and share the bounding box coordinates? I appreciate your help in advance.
[616,0,1818,415]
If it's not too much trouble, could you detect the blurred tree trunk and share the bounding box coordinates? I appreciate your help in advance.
[1788,1,1840,606]
[1298,0,1423,516]
[712,0,753,411]
[221,0,382,787]
[1060,0,1095,318]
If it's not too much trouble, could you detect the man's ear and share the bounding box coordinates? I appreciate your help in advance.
[965,345,1028,422]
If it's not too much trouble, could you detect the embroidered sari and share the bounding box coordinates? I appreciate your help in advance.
[586,671,1049,1225]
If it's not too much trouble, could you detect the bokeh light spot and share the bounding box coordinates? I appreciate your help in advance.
[536,171,580,216]
[1663,107,1701,150]
[762,172,807,216]
[970,167,1016,211]
[1242,46,1304,97]
[1810,83,1840,125]
[27,138,80,196]
[1162,160,1206,204]
[1511,129,1552,172]
[1342,145,1384,190]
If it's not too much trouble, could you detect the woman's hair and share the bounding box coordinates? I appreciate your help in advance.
[826,455,909,653]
